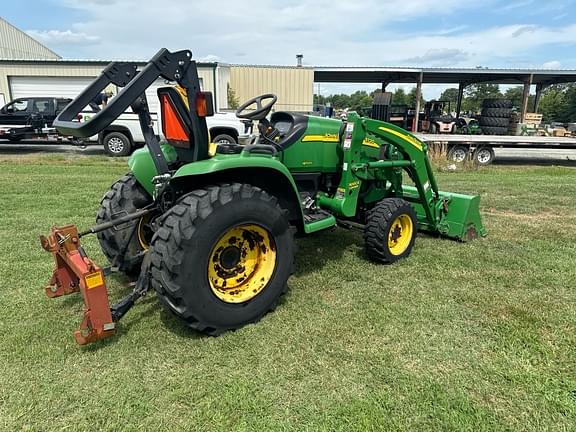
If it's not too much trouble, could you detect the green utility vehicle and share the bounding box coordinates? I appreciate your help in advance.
[42,49,485,345]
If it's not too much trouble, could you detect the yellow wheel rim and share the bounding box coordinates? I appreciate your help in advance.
[208,224,277,304]
[137,213,155,251]
[388,214,414,256]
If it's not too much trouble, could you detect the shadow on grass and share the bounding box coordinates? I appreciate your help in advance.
[70,228,367,346]
[293,227,361,276]
[158,308,206,340]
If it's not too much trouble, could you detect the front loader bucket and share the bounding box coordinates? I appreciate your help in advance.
[435,190,486,241]
[402,186,486,241]
[40,225,115,344]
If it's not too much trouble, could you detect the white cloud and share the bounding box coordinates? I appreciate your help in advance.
[26,0,576,75]
[48,0,495,61]
[198,54,221,62]
[542,60,562,69]
[500,0,535,12]
[26,29,99,45]
[405,49,470,66]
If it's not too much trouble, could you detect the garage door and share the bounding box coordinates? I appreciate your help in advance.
[9,76,96,100]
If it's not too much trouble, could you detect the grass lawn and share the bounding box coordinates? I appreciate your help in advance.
[0,154,575,431]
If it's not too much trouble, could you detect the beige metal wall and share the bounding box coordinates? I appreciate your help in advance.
[0,62,216,104]
[230,66,313,112]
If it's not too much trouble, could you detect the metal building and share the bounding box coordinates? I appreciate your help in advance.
[230,65,314,112]
[0,17,60,60]
[0,18,313,113]
[0,59,220,113]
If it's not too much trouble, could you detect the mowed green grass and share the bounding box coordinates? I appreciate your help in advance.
[0,154,575,431]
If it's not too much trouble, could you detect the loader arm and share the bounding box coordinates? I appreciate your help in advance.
[361,117,441,228]
[317,113,485,240]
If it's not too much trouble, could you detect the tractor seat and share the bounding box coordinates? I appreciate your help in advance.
[269,111,309,150]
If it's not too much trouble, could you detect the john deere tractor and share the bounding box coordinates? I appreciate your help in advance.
[41,49,485,345]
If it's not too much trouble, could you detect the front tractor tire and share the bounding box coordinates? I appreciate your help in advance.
[96,174,154,275]
[364,198,418,263]
[150,183,295,335]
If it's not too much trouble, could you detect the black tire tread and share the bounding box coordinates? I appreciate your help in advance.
[149,183,294,335]
[364,198,417,263]
[479,117,510,127]
[481,108,512,118]
[482,99,513,109]
[481,126,508,135]
[96,173,151,274]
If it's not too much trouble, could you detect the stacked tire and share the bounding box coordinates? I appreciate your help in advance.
[480,99,512,135]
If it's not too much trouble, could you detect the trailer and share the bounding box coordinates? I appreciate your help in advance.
[416,133,576,165]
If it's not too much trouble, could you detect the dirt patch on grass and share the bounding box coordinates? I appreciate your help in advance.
[484,208,572,222]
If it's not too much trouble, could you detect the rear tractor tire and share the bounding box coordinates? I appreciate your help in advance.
[364,198,417,263]
[96,173,154,276]
[150,183,295,335]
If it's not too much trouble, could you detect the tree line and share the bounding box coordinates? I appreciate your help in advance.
[314,83,576,123]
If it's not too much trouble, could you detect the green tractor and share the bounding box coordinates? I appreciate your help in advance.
[42,49,486,345]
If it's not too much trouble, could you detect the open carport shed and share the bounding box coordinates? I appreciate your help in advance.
[314,67,576,131]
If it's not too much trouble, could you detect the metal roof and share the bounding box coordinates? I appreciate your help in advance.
[314,66,576,85]
[0,57,218,68]
[0,17,61,60]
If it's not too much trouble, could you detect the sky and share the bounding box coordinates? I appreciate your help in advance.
[3,0,576,98]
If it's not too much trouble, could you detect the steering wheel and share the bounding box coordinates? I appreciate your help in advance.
[235,94,277,120]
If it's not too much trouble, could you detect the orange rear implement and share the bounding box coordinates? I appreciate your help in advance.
[40,225,115,345]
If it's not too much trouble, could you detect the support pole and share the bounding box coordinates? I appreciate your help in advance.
[521,74,533,123]
[533,83,544,113]
[456,82,465,118]
[381,82,388,92]
[412,72,423,132]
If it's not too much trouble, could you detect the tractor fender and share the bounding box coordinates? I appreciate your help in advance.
[171,155,305,227]
[128,144,178,196]
[128,148,305,227]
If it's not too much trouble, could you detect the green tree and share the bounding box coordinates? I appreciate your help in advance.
[348,90,372,112]
[391,88,408,106]
[504,86,536,112]
[330,94,351,109]
[462,83,503,113]
[561,83,576,122]
[439,88,459,104]
[539,86,566,122]
[227,84,240,110]
[408,87,425,108]
[504,86,524,110]
[313,94,327,107]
